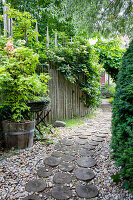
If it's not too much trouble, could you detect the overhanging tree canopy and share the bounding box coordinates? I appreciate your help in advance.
[1,0,132,38]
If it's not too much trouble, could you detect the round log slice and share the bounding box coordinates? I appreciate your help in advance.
[75,184,98,198]
[52,186,72,200]
[59,162,75,172]
[25,179,46,192]
[54,144,67,151]
[79,149,95,157]
[51,151,63,158]
[78,135,88,139]
[76,139,87,145]
[23,195,41,200]
[96,134,106,138]
[88,141,100,146]
[75,168,95,181]
[83,143,95,150]
[61,140,74,146]
[84,132,91,136]
[76,157,97,168]
[37,167,52,178]
[53,172,72,184]
[92,137,104,142]
[65,150,77,156]
[44,156,60,167]
[61,155,75,162]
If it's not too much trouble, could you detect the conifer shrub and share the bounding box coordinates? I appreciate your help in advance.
[111,40,133,192]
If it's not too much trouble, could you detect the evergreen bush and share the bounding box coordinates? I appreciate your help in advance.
[111,40,133,192]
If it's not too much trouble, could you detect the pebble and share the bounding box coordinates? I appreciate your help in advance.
[0,107,133,200]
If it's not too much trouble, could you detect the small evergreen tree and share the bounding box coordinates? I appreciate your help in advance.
[111,40,133,192]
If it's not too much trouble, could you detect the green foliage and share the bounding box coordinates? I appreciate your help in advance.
[6,0,133,38]
[0,38,50,122]
[101,82,116,97]
[108,97,114,104]
[111,173,121,184]
[95,38,125,81]
[111,40,133,193]
[47,36,102,108]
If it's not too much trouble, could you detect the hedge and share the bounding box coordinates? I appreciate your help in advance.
[111,39,133,192]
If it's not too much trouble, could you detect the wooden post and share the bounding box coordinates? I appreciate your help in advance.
[36,21,38,42]
[3,0,7,37]
[10,18,13,37]
[46,26,49,49]
[6,7,10,37]
[0,25,1,39]
[107,74,110,97]
[55,31,58,47]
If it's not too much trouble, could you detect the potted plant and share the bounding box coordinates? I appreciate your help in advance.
[0,39,50,149]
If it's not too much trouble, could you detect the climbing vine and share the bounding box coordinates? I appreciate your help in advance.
[46,36,102,108]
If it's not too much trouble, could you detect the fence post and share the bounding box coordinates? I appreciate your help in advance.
[55,31,58,47]
[36,21,38,42]
[10,18,13,37]
[46,26,49,49]
[3,0,7,37]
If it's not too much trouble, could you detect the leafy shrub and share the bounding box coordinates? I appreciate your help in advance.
[101,82,116,97]
[111,40,133,193]
[95,38,125,82]
[47,37,102,108]
[0,39,50,122]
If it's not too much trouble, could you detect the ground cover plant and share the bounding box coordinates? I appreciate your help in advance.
[111,40,133,193]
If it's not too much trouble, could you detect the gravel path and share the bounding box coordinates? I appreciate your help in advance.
[0,103,133,200]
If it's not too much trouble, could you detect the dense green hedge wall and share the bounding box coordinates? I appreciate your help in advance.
[111,40,133,192]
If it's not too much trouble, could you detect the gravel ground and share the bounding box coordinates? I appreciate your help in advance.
[0,105,133,200]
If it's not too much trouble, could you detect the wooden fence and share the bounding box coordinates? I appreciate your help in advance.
[45,64,90,122]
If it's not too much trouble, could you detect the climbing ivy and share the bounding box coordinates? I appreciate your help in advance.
[46,36,102,108]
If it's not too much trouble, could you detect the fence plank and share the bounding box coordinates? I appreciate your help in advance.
[44,64,90,122]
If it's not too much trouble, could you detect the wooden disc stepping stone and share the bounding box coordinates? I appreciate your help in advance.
[76,139,87,145]
[92,137,104,142]
[67,136,73,139]
[75,184,98,198]
[84,132,91,136]
[23,195,41,200]
[25,179,46,192]
[65,150,77,156]
[53,172,72,184]
[89,141,100,146]
[61,155,75,162]
[54,144,67,151]
[96,134,106,138]
[73,132,80,136]
[79,149,95,157]
[83,143,95,150]
[75,129,83,133]
[59,162,75,172]
[52,186,72,200]
[51,151,63,158]
[61,140,74,146]
[37,167,52,178]
[44,156,60,167]
[75,168,95,181]
[76,157,96,168]
[79,135,88,139]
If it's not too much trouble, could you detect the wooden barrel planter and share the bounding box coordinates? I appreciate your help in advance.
[2,120,35,149]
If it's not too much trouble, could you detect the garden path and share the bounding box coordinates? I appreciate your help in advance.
[0,101,133,200]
